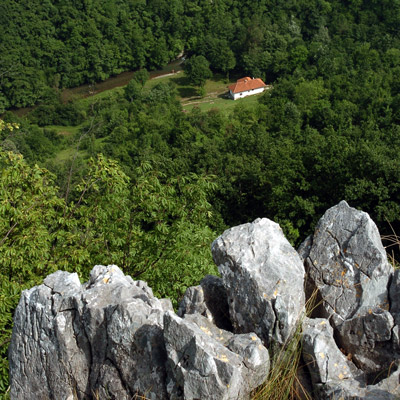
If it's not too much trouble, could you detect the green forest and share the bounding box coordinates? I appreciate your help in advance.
[2,0,400,396]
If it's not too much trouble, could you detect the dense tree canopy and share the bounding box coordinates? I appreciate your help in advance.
[2,0,399,110]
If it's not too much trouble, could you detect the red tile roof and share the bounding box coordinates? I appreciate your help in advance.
[228,77,267,94]
[237,77,252,82]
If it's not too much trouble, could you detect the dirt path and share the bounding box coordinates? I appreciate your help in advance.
[181,90,229,106]
[61,59,184,102]
[12,59,184,117]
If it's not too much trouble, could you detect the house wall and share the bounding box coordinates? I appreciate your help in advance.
[230,87,265,100]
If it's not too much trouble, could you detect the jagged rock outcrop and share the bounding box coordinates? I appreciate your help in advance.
[300,200,396,377]
[9,265,268,400]
[302,316,400,399]
[164,312,269,400]
[177,274,232,331]
[9,201,400,400]
[9,265,171,400]
[212,218,306,347]
[302,317,365,398]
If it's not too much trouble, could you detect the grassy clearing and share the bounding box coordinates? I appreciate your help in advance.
[46,71,264,130]
[145,71,266,114]
[44,125,82,136]
[53,146,80,164]
[52,135,107,166]
[42,71,265,165]
[76,86,125,109]
[182,90,262,114]
[61,59,184,103]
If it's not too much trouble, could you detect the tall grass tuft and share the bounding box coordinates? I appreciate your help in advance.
[381,220,400,269]
[251,289,320,400]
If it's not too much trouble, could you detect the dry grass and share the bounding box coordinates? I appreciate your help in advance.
[381,220,400,269]
[92,389,151,400]
[251,331,312,400]
[251,289,320,400]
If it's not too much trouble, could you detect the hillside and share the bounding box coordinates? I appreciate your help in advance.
[2,0,400,396]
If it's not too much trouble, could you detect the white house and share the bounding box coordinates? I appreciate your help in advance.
[228,77,267,100]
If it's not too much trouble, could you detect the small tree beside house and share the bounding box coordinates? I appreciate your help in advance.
[183,56,212,95]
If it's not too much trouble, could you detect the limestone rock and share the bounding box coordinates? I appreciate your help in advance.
[10,271,87,400]
[177,274,232,331]
[302,201,395,375]
[212,218,305,346]
[297,234,313,262]
[302,317,362,383]
[9,265,169,400]
[336,306,395,376]
[302,317,366,398]
[303,317,400,399]
[303,201,393,324]
[10,202,400,400]
[389,269,400,328]
[164,311,269,400]
[365,366,400,399]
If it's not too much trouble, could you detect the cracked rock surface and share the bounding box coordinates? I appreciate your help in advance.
[9,265,268,400]
[301,200,395,376]
[302,317,365,398]
[9,265,171,400]
[212,218,305,347]
[302,317,400,399]
[164,312,269,400]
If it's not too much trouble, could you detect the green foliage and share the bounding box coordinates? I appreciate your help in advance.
[130,166,218,303]
[0,150,63,395]
[28,102,85,127]
[183,55,212,87]
[124,68,151,103]
[124,79,143,102]
[0,151,63,280]
[1,0,181,107]
[3,0,400,110]
[0,278,24,398]
[206,38,236,74]
[0,147,218,390]
[133,69,150,87]
[145,81,178,105]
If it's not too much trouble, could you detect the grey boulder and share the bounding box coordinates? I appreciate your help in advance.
[303,200,392,323]
[389,270,400,327]
[9,265,170,400]
[301,201,394,375]
[302,317,364,398]
[335,306,395,377]
[164,312,269,400]
[303,317,400,399]
[212,218,305,347]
